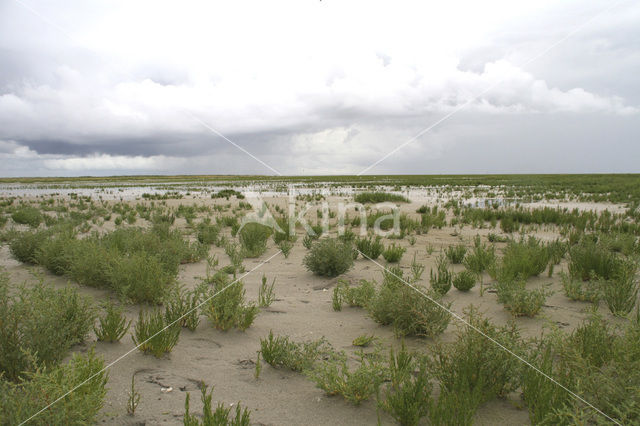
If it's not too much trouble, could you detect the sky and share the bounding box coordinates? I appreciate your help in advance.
[0,0,639,177]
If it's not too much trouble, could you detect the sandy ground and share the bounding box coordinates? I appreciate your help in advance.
[0,191,625,425]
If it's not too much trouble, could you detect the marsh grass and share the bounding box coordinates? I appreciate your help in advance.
[276,239,293,258]
[491,236,549,282]
[600,259,639,316]
[561,272,601,302]
[354,192,409,203]
[132,310,181,357]
[11,205,43,227]
[332,279,376,311]
[164,284,206,331]
[94,301,131,342]
[453,270,476,292]
[494,279,552,317]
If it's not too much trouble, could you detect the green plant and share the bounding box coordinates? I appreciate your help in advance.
[259,331,332,372]
[94,301,131,342]
[11,206,43,227]
[0,348,108,425]
[127,374,140,415]
[383,243,406,263]
[463,236,496,275]
[307,350,387,405]
[494,279,551,317]
[352,334,376,347]
[132,310,181,357]
[196,222,220,245]
[445,244,467,264]
[354,192,409,203]
[108,251,175,304]
[453,270,476,292]
[600,259,639,316]
[303,238,354,277]
[560,272,601,302]
[238,222,272,257]
[302,234,314,249]
[277,239,293,258]
[410,253,425,282]
[355,235,384,260]
[183,383,251,426]
[204,274,258,331]
[332,279,376,311]
[8,229,50,264]
[492,236,549,282]
[568,237,619,281]
[0,274,96,381]
[33,228,76,275]
[258,274,276,307]
[428,307,522,420]
[164,285,206,331]
[430,254,452,295]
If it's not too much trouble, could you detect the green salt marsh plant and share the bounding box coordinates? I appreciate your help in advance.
[183,383,251,426]
[276,239,293,258]
[600,259,639,316]
[239,222,272,257]
[355,235,384,260]
[203,274,258,331]
[445,244,467,264]
[382,243,406,263]
[560,272,601,302]
[491,236,549,282]
[453,270,476,292]
[354,192,409,203]
[258,331,333,372]
[303,238,354,277]
[430,254,452,295]
[94,301,131,342]
[132,310,181,357]
[494,279,552,317]
[164,284,206,331]
[11,205,43,227]
[258,274,276,307]
[332,279,376,311]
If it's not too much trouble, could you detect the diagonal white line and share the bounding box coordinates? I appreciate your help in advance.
[357,0,624,176]
[187,112,284,176]
[19,250,282,426]
[357,249,621,425]
[11,0,75,41]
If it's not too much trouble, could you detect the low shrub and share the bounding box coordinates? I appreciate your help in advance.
[453,270,476,292]
[108,251,175,304]
[9,229,50,264]
[203,274,258,331]
[164,284,206,331]
[568,238,619,281]
[332,279,376,311]
[307,350,387,405]
[445,244,467,264]
[494,279,551,317]
[259,331,332,372]
[355,235,384,260]
[11,206,43,227]
[492,236,549,282]
[463,236,496,275]
[0,348,108,425]
[600,259,639,316]
[196,221,220,245]
[239,223,272,258]
[430,254,452,295]
[354,192,409,203]
[382,243,406,263]
[183,383,250,426]
[303,238,354,277]
[428,307,522,420]
[34,228,76,275]
[132,310,181,357]
[94,301,131,342]
[560,272,601,302]
[0,273,96,381]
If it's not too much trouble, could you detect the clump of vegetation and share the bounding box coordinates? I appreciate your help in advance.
[132,310,181,358]
[453,270,476,292]
[355,235,384,260]
[203,274,258,331]
[303,238,354,277]
[94,301,131,342]
[463,235,496,276]
[239,223,272,258]
[369,267,451,337]
[600,259,639,316]
[332,279,376,311]
[183,383,250,426]
[354,192,409,203]
[258,331,333,372]
[211,189,245,199]
[196,221,220,245]
[307,349,387,405]
[0,349,108,425]
[258,274,276,307]
[445,244,467,264]
[9,229,50,264]
[108,251,175,304]
[382,243,406,263]
[164,285,206,331]
[276,239,293,258]
[11,205,43,227]
[0,272,96,381]
[561,272,601,302]
[491,236,549,282]
[494,279,552,317]
[568,237,620,281]
[428,307,522,421]
[430,254,452,295]
[352,334,376,347]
